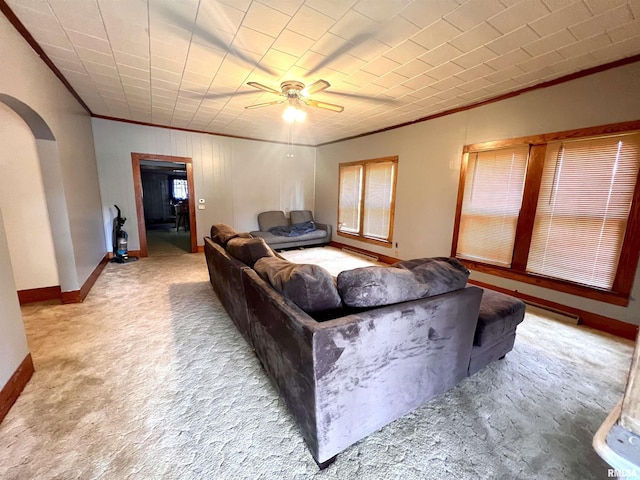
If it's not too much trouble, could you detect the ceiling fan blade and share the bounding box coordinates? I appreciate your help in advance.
[247,82,282,96]
[325,91,400,105]
[156,3,278,76]
[304,99,344,113]
[197,90,259,100]
[307,31,373,76]
[301,80,330,97]
[245,100,285,110]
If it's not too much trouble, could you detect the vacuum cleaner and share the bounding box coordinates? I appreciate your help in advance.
[111,205,138,264]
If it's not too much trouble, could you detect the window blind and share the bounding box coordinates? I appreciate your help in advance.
[456,146,529,266]
[338,164,362,234]
[527,133,640,289]
[363,161,395,241]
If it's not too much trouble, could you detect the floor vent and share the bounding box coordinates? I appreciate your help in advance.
[341,247,379,262]
[525,303,580,325]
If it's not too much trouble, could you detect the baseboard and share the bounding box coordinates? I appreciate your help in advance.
[0,354,34,424]
[17,255,110,305]
[106,250,141,259]
[468,279,639,341]
[197,245,204,253]
[61,254,109,304]
[17,286,61,305]
[60,290,82,304]
[329,241,401,265]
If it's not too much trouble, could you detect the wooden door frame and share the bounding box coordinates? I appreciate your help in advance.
[131,152,197,257]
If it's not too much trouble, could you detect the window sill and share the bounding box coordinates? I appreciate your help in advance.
[458,258,630,307]
[337,231,393,248]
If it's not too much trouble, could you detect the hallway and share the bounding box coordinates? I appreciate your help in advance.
[146,224,191,256]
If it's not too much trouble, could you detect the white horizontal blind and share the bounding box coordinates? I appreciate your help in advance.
[363,161,395,241]
[338,164,362,234]
[456,146,529,266]
[527,133,640,289]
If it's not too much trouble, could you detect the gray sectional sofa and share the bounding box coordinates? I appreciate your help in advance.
[250,210,331,249]
[204,224,525,468]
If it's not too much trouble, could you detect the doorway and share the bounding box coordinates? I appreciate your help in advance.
[131,153,197,256]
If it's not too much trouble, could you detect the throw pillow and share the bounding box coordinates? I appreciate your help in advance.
[226,237,275,267]
[337,266,430,308]
[393,257,470,296]
[254,257,342,314]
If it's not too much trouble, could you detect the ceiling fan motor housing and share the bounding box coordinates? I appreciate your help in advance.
[281,80,305,98]
[245,79,343,112]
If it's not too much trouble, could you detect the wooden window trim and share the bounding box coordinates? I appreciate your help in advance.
[511,144,546,271]
[460,258,630,306]
[337,156,398,247]
[337,231,395,248]
[452,119,640,306]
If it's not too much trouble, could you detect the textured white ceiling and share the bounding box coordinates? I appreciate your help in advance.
[6,0,640,145]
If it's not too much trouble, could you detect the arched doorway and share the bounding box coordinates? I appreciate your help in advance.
[0,94,79,294]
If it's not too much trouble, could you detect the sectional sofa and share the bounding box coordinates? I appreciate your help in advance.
[204,224,525,468]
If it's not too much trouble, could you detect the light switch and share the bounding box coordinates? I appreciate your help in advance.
[197,204,205,210]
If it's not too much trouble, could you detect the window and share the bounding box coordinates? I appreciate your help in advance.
[172,178,188,200]
[453,122,640,305]
[527,136,640,289]
[456,146,528,267]
[338,156,398,246]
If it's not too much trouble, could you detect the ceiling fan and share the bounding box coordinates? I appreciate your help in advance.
[244,79,345,114]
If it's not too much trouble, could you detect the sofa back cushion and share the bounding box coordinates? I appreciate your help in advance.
[226,237,275,267]
[254,257,342,314]
[394,257,469,295]
[337,257,470,308]
[210,224,252,247]
[337,267,429,308]
[258,211,288,231]
[289,210,314,224]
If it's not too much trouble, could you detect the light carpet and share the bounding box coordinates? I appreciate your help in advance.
[0,248,634,479]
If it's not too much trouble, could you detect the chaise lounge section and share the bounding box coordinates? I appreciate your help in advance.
[469,288,526,376]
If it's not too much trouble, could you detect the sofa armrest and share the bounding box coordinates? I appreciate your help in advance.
[314,222,332,240]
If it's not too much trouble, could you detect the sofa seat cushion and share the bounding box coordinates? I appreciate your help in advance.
[252,228,328,245]
[226,237,275,267]
[210,224,252,247]
[254,257,342,313]
[337,257,471,308]
[474,289,526,347]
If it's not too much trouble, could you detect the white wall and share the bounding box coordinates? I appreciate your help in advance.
[0,208,30,390]
[0,13,105,291]
[0,104,58,291]
[316,61,640,325]
[92,118,316,249]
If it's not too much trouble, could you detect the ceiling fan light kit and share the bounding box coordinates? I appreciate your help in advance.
[282,106,306,123]
[245,79,345,122]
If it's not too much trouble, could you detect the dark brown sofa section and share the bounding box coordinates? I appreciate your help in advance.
[204,224,523,467]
